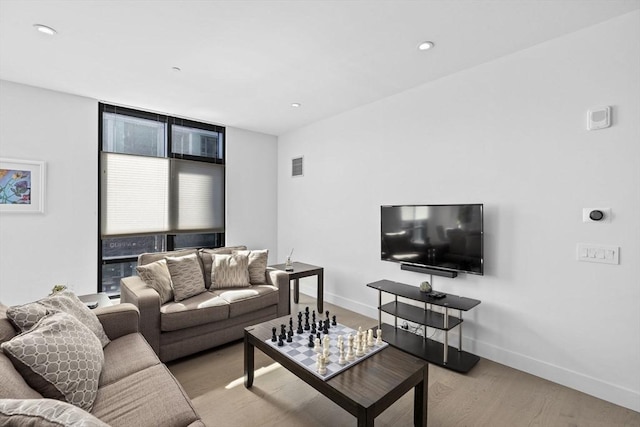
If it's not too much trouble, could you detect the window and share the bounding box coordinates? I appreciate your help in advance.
[98,104,225,296]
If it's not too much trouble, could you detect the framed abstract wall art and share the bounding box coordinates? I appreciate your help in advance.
[0,158,45,213]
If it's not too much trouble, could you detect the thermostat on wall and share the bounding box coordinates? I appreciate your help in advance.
[587,106,611,130]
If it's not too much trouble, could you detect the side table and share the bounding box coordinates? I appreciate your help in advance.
[269,262,324,313]
[78,293,113,309]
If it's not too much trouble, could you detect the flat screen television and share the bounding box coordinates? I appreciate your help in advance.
[381,204,483,275]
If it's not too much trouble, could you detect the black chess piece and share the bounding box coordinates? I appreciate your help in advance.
[278,336,284,347]
[311,322,316,334]
[332,315,337,326]
[308,334,314,348]
[287,331,293,343]
[305,306,310,314]
[323,319,329,335]
[312,310,316,324]
[318,320,323,331]
[326,310,330,320]
[271,327,277,342]
[280,324,286,336]
[297,318,303,334]
[316,332,321,340]
[289,317,293,329]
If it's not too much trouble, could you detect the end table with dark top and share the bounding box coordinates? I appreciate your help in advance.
[269,262,324,312]
[78,293,112,309]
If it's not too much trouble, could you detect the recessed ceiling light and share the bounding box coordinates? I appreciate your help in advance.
[33,24,57,36]
[417,41,434,51]
[291,103,301,108]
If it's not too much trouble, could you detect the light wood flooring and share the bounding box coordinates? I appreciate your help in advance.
[168,293,640,426]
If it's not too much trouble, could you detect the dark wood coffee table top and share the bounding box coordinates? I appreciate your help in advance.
[244,316,428,426]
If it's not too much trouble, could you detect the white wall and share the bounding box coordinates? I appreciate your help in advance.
[277,11,640,411]
[0,81,98,303]
[225,127,278,260]
[0,81,279,305]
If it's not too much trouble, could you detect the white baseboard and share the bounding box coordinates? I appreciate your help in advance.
[299,284,640,413]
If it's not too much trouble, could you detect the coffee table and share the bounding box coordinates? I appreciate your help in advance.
[244,316,428,426]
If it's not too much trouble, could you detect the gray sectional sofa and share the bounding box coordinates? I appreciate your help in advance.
[121,246,290,362]
[0,302,203,427]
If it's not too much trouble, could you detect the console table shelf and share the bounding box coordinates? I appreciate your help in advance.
[367,279,481,373]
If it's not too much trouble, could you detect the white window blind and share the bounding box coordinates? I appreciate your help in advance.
[171,159,225,232]
[101,152,169,236]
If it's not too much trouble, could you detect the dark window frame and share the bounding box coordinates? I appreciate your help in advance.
[98,103,226,296]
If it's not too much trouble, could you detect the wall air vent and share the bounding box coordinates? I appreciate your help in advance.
[292,156,303,177]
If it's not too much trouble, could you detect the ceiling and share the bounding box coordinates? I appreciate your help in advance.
[1,0,638,136]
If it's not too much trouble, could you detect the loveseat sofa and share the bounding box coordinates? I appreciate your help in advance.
[0,299,203,426]
[121,246,290,362]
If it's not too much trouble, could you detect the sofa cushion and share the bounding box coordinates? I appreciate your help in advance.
[213,285,279,317]
[1,312,104,411]
[211,253,251,289]
[136,259,174,304]
[0,353,43,399]
[99,333,160,387]
[0,398,109,427]
[91,364,200,427]
[233,249,268,285]
[160,291,229,332]
[199,246,247,288]
[5,291,110,348]
[167,253,206,302]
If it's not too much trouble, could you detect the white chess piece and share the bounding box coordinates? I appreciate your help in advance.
[376,328,382,345]
[367,329,374,347]
[317,354,327,375]
[314,337,321,353]
[356,339,364,357]
[323,335,330,350]
[338,347,346,365]
[346,342,355,361]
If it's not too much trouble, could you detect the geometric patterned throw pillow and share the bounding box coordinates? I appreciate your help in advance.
[6,291,111,348]
[6,302,49,332]
[136,259,174,304]
[232,249,268,285]
[166,253,206,302]
[0,312,105,411]
[0,398,109,427]
[211,253,251,289]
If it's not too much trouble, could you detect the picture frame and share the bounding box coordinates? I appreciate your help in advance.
[0,158,46,213]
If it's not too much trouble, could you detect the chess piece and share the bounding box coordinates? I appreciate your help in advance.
[355,341,364,357]
[278,336,284,347]
[271,327,277,342]
[308,334,315,348]
[338,348,346,365]
[332,315,337,326]
[323,335,330,350]
[323,319,329,335]
[314,338,321,353]
[367,329,374,347]
[311,322,317,334]
[312,310,316,324]
[376,328,382,345]
[287,330,293,343]
[346,343,355,361]
[317,354,327,375]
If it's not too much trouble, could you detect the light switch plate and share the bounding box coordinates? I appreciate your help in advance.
[577,243,619,264]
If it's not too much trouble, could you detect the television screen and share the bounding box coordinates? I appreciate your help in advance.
[381,204,483,275]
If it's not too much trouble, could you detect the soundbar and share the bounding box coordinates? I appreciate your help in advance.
[400,263,458,278]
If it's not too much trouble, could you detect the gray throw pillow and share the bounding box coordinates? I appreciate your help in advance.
[0,398,109,427]
[6,291,110,348]
[1,312,105,411]
[136,259,174,304]
[232,249,268,284]
[211,254,251,289]
[166,253,206,302]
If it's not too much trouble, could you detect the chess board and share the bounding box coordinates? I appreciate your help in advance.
[265,322,388,381]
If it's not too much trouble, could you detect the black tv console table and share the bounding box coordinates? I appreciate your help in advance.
[367,280,481,373]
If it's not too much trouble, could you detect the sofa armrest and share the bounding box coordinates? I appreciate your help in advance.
[95,303,139,340]
[120,275,161,355]
[267,267,290,317]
